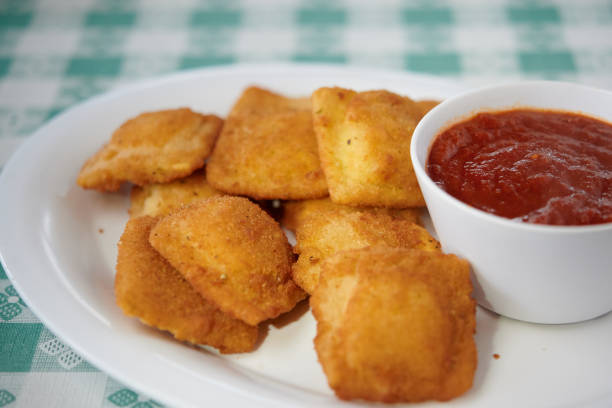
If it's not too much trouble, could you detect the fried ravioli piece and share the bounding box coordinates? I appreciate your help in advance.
[129,169,224,217]
[312,87,429,208]
[115,216,258,354]
[291,208,440,294]
[149,196,306,326]
[416,99,440,119]
[311,247,476,402]
[78,108,223,192]
[206,86,328,200]
[281,197,422,233]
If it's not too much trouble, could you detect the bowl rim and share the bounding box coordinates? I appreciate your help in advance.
[410,80,612,234]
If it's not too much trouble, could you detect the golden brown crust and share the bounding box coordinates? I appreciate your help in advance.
[289,203,440,294]
[149,196,306,325]
[312,87,428,208]
[415,100,440,119]
[77,108,223,191]
[129,169,224,217]
[281,197,422,233]
[114,216,258,354]
[311,247,476,402]
[206,86,328,200]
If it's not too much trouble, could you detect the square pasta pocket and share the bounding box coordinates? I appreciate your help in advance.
[206,87,328,200]
[312,87,437,208]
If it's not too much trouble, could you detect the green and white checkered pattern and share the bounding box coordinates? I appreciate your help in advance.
[1,0,612,406]
[0,262,164,407]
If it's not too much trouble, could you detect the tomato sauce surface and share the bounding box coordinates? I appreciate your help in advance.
[427,109,612,225]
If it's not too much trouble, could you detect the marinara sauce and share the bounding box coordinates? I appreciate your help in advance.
[427,109,612,225]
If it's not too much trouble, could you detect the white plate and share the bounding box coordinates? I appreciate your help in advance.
[1,64,611,408]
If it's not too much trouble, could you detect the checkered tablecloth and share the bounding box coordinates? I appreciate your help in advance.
[1,0,611,406]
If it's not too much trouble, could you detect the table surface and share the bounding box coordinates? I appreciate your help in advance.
[1,0,611,407]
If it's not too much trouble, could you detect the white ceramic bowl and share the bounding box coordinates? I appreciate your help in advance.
[411,81,612,324]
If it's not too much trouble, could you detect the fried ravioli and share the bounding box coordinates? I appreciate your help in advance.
[311,247,476,402]
[312,87,428,208]
[78,108,223,192]
[115,216,258,354]
[206,86,328,200]
[281,197,422,233]
[129,169,224,217]
[416,100,440,119]
[149,196,306,326]
[291,208,439,294]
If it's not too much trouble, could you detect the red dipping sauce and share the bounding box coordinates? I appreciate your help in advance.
[427,109,612,225]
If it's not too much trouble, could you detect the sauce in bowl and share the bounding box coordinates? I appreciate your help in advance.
[427,109,612,225]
